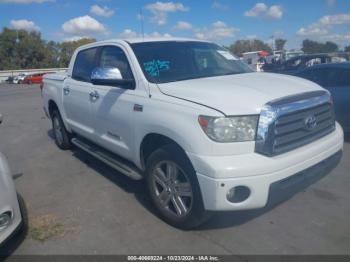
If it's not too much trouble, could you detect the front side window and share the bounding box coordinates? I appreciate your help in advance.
[130,41,252,84]
[72,47,98,82]
[98,46,134,80]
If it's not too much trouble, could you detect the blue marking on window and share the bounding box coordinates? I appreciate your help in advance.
[143,60,170,77]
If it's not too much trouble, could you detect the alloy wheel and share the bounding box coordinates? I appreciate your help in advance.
[151,160,193,218]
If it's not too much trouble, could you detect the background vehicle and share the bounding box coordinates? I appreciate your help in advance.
[23,73,47,85]
[263,53,350,74]
[13,74,27,84]
[242,51,269,71]
[42,38,343,229]
[295,63,350,133]
[285,50,304,61]
[0,114,24,247]
[5,76,14,84]
[262,54,332,74]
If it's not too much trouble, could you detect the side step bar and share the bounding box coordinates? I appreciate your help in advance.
[71,137,143,180]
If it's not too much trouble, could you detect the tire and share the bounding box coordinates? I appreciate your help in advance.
[17,194,28,235]
[51,110,72,150]
[146,144,211,229]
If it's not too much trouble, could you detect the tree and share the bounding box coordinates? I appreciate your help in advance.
[228,39,272,57]
[0,28,49,70]
[344,45,350,52]
[0,28,96,70]
[58,38,96,67]
[302,39,339,54]
[275,38,287,51]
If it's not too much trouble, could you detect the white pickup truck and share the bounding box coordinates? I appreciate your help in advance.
[42,38,343,229]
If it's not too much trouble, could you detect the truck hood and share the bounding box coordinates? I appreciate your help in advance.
[157,72,323,115]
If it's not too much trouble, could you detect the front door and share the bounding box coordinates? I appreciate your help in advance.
[91,45,140,161]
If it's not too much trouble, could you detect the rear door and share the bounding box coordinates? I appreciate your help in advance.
[63,47,98,140]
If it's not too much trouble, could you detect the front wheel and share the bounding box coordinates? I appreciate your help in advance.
[146,144,211,229]
[51,110,72,150]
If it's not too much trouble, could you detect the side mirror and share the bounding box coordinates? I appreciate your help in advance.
[0,114,3,124]
[91,67,135,90]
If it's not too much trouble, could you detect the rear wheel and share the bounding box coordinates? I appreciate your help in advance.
[51,110,72,150]
[146,144,210,229]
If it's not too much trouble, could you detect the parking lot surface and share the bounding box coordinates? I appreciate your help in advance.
[0,84,349,255]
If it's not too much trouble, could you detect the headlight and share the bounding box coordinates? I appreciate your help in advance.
[198,115,259,143]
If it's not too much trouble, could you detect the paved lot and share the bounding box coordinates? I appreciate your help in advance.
[0,84,349,255]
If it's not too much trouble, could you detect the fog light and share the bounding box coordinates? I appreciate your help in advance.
[227,186,251,203]
[0,212,12,231]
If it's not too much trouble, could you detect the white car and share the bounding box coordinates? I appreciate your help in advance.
[42,38,343,228]
[0,114,24,246]
[13,74,27,84]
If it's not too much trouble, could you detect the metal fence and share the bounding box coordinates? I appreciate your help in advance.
[0,68,67,83]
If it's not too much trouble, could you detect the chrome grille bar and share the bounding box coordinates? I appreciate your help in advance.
[255,91,335,156]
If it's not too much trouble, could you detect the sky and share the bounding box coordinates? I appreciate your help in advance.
[0,0,350,49]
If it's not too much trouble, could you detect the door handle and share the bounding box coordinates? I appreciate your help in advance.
[63,87,70,95]
[89,91,99,100]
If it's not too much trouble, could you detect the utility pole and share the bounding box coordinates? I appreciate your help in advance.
[139,8,145,40]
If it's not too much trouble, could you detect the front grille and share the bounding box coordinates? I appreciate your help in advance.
[256,91,336,156]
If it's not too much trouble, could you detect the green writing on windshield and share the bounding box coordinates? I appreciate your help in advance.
[143,60,170,77]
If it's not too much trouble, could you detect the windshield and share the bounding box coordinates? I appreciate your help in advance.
[130,41,252,84]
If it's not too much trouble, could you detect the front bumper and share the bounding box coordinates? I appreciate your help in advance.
[0,154,22,246]
[190,123,343,211]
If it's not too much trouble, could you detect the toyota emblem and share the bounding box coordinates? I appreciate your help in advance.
[304,115,317,131]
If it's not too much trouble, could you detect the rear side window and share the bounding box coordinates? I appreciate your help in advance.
[72,47,98,82]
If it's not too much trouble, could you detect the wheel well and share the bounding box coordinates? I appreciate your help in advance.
[48,100,58,118]
[140,134,185,168]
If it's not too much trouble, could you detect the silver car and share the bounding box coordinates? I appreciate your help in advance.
[0,114,23,246]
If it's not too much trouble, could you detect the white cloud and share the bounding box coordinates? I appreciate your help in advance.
[194,21,239,40]
[296,14,350,45]
[118,29,172,39]
[244,3,267,17]
[266,5,283,20]
[244,3,283,20]
[297,27,328,36]
[324,33,350,42]
[90,4,115,18]
[212,0,229,11]
[63,36,88,42]
[145,1,189,25]
[297,14,350,37]
[326,0,336,6]
[119,29,139,38]
[10,19,40,31]
[0,0,53,3]
[62,15,107,36]
[174,21,192,30]
[319,14,350,25]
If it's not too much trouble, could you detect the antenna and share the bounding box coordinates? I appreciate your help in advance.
[139,8,145,40]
